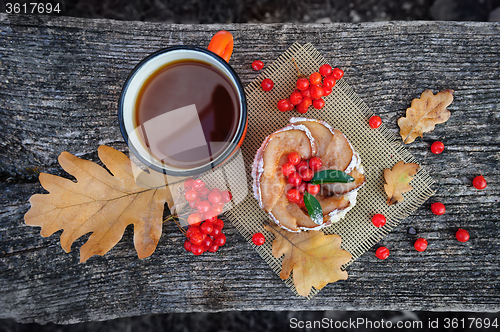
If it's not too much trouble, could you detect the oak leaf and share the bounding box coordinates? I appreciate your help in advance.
[383,160,420,205]
[24,145,173,262]
[264,222,351,297]
[398,89,453,144]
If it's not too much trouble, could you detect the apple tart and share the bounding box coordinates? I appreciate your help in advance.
[252,118,365,232]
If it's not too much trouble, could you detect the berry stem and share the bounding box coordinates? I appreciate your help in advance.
[291,58,304,78]
[173,217,187,236]
[163,214,178,224]
[163,213,188,236]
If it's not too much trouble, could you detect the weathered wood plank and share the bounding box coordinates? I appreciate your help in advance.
[0,15,499,323]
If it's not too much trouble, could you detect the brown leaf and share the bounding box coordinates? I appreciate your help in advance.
[383,160,420,205]
[24,146,171,262]
[398,89,453,144]
[264,222,351,297]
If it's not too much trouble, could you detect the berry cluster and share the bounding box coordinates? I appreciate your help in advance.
[282,152,323,206]
[183,178,232,255]
[277,65,344,114]
[184,217,226,255]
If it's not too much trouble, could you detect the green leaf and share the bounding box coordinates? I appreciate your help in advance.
[310,170,355,185]
[303,192,323,225]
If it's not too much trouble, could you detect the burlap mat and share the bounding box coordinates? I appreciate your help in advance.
[217,43,435,298]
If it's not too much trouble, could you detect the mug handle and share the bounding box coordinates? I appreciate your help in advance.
[207,30,233,63]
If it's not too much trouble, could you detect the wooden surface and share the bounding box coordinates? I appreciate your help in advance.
[0,14,499,324]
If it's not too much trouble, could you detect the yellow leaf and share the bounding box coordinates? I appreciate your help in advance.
[398,89,453,144]
[264,223,351,297]
[24,146,171,262]
[383,160,420,205]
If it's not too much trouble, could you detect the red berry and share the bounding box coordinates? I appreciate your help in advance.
[195,200,211,214]
[309,157,323,171]
[287,152,301,165]
[184,240,192,252]
[323,87,332,96]
[287,172,302,187]
[375,247,390,260]
[431,202,446,215]
[200,221,214,235]
[286,188,301,204]
[189,232,206,245]
[319,64,332,77]
[296,182,307,193]
[201,235,213,250]
[298,198,305,208]
[414,238,428,252]
[189,197,200,208]
[187,212,202,226]
[221,190,232,203]
[191,244,204,255]
[184,178,195,190]
[287,101,295,111]
[204,215,217,223]
[208,244,219,253]
[185,226,200,238]
[252,232,266,246]
[309,72,322,85]
[214,233,226,246]
[371,214,386,228]
[277,99,291,112]
[214,218,224,230]
[296,78,309,91]
[310,85,324,99]
[281,162,296,177]
[289,91,303,106]
[473,175,487,190]
[299,168,314,182]
[299,96,312,109]
[297,97,312,113]
[211,203,224,215]
[202,210,218,222]
[369,116,382,129]
[331,67,344,80]
[300,87,311,98]
[456,228,470,242]
[210,226,222,238]
[322,76,336,89]
[261,78,274,91]
[306,183,320,195]
[312,98,325,110]
[184,189,198,202]
[196,186,210,197]
[296,103,309,114]
[296,160,309,173]
[208,190,222,205]
[431,141,445,154]
[251,60,264,71]
[192,179,205,190]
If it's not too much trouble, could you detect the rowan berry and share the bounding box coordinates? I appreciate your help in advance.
[252,233,266,246]
[261,78,274,91]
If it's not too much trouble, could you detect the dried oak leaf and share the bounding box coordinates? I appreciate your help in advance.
[264,222,351,297]
[24,145,173,262]
[398,89,453,144]
[383,160,420,205]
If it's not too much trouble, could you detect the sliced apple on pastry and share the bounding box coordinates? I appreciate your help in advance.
[252,118,365,232]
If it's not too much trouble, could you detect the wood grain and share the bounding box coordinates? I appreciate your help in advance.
[0,14,499,323]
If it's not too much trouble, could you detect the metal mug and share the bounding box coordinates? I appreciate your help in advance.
[118,31,247,176]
